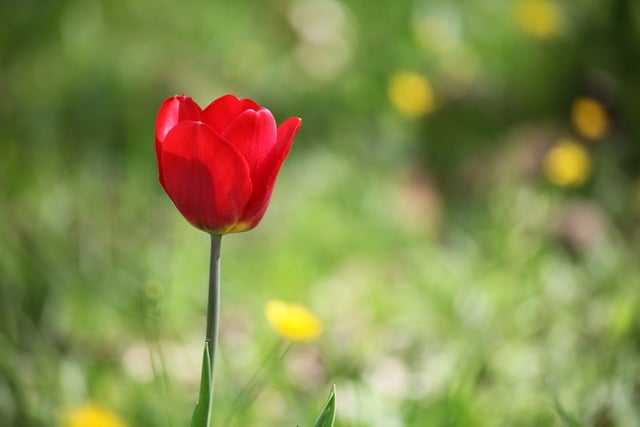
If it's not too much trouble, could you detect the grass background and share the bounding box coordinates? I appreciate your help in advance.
[1,0,640,425]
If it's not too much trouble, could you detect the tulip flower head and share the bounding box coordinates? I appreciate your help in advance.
[156,94,302,234]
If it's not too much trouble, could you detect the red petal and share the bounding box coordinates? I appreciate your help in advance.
[155,95,201,145]
[221,109,277,176]
[201,94,261,134]
[156,96,202,182]
[159,121,252,233]
[277,117,303,152]
[233,117,302,231]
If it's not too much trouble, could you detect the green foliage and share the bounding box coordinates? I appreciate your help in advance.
[190,345,212,427]
[313,385,336,427]
[1,0,640,426]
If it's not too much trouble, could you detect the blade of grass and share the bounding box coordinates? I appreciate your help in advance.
[314,385,336,427]
[190,344,213,427]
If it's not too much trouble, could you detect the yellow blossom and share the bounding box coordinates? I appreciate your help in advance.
[388,71,435,117]
[265,299,323,342]
[64,403,127,427]
[543,139,592,188]
[571,97,609,140]
[515,0,563,39]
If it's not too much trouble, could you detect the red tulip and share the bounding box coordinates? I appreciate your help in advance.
[156,94,302,234]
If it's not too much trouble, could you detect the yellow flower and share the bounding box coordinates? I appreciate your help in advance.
[515,0,563,39]
[543,139,592,188]
[64,403,127,427]
[571,97,609,140]
[265,299,323,342]
[388,71,435,117]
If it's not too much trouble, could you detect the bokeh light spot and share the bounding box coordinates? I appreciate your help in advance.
[515,0,563,39]
[543,139,592,188]
[388,72,435,117]
[571,97,609,140]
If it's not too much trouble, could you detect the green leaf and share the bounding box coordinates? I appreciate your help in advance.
[313,385,336,427]
[190,344,213,427]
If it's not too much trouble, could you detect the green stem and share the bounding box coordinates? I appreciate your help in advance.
[205,234,222,401]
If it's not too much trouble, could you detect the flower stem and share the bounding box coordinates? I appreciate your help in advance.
[205,234,222,400]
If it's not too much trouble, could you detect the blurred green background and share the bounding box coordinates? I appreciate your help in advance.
[2,0,640,425]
